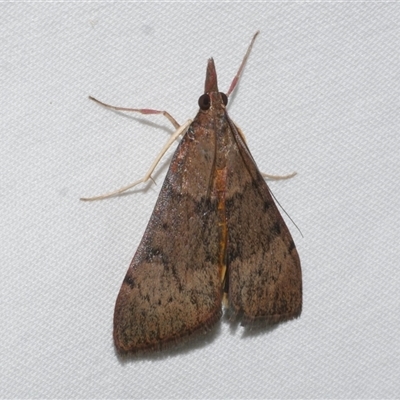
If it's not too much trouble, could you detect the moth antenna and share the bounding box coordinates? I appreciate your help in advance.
[268,187,304,238]
[226,31,259,98]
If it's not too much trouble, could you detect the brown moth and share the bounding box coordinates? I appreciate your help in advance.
[85,32,302,354]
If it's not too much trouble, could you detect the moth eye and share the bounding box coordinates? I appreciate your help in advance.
[198,94,210,110]
[220,92,228,106]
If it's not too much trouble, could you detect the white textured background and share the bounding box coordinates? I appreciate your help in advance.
[1,3,399,399]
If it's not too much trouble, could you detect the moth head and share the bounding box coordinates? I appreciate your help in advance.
[198,92,228,111]
[199,58,228,111]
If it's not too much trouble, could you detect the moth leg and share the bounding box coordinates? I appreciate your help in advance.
[88,96,180,129]
[233,122,297,181]
[262,172,297,180]
[80,119,192,201]
[233,122,248,143]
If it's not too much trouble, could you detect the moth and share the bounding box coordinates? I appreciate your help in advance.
[84,32,302,353]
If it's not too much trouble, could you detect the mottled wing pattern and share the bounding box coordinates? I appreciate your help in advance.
[113,124,222,353]
[225,120,302,323]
